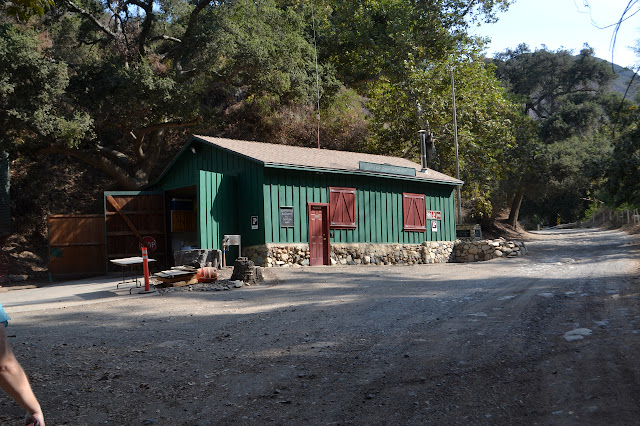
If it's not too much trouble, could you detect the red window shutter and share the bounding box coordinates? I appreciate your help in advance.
[403,193,426,231]
[329,187,356,229]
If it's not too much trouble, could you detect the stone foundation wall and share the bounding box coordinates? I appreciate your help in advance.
[453,238,527,262]
[244,242,456,267]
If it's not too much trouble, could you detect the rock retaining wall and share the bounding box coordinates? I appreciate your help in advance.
[245,239,527,267]
[453,238,527,262]
[245,242,456,267]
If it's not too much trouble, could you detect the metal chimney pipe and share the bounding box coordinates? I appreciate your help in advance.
[418,130,427,172]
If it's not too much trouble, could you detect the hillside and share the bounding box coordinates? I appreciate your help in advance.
[600,58,640,100]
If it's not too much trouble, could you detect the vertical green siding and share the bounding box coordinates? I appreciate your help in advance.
[198,171,235,250]
[270,185,278,243]
[263,168,457,245]
[150,140,265,249]
[299,181,308,242]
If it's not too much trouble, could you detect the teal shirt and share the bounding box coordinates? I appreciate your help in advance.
[0,302,9,327]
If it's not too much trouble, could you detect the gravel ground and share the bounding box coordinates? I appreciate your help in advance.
[1,228,639,425]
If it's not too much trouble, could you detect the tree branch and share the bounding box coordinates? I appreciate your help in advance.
[135,117,203,141]
[94,144,133,170]
[38,145,144,189]
[117,0,154,56]
[150,35,182,44]
[183,0,212,42]
[132,117,202,161]
[65,0,116,40]
[167,0,213,71]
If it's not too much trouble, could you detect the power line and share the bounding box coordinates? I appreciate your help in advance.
[310,0,321,149]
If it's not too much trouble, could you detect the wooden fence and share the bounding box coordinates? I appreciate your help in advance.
[48,214,106,278]
[586,209,640,227]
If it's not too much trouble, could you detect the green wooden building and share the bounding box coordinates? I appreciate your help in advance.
[147,135,463,266]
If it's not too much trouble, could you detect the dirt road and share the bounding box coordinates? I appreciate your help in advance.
[1,228,639,425]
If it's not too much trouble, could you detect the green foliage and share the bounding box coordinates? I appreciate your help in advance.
[494,45,615,119]
[1,0,53,20]
[1,0,519,195]
[493,45,619,224]
[1,0,339,188]
[468,183,493,223]
[182,0,328,103]
[605,124,640,206]
[582,201,604,220]
[319,0,513,85]
[0,24,92,154]
[539,94,609,143]
[366,46,519,220]
[516,133,612,223]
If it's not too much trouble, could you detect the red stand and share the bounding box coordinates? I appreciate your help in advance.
[141,247,151,292]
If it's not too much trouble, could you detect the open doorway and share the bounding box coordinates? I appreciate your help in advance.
[165,186,198,258]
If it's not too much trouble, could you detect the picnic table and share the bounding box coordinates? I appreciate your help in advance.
[110,256,157,291]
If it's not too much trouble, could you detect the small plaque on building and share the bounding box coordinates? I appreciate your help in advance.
[280,206,294,227]
[431,220,438,232]
[456,229,471,238]
[426,210,441,220]
[456,224,482,241]
[251,216,259,230]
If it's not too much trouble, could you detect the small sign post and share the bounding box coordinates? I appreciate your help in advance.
[138,236,157,253]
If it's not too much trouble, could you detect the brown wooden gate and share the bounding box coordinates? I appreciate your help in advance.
[48,214,106,278]
[104,192,167,270]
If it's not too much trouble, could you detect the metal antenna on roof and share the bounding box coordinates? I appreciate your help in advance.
[311,0,321,149]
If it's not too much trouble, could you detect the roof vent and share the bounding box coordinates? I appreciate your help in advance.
[418,128,436,172]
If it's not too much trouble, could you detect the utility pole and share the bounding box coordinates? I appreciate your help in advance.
[451,70,462,224]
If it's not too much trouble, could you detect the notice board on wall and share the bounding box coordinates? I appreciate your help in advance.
[280,206,294,227]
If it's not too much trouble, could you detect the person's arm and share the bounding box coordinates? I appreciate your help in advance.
[0,326,45,425]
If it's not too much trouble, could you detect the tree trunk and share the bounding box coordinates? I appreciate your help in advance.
[40,145,149,190]
[507,192,524,228]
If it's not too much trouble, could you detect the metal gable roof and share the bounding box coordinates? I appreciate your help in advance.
[194,135,463,185]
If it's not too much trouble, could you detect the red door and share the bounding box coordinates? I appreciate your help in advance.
[308,204,330,266]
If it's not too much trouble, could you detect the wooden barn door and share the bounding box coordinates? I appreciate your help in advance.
[308,203,330,266]
[104,191,167,269]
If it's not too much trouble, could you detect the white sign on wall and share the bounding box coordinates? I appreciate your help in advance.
[431,220,438,232]
[426,211,441,220]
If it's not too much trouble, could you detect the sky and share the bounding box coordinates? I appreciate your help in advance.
[474,0,640,68]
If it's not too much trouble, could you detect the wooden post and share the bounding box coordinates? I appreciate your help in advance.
[142,247,150,292]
